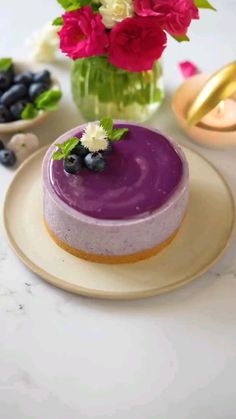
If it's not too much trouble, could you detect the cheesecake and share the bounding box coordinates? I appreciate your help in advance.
[42,121,189,263]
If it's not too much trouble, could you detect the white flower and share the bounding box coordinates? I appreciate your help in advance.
[7,133,39,163]
[99,0,134,29]
[26,23,59,62]
[81,123,108,152]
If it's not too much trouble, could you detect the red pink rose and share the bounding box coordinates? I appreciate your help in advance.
[134,0,199,35]
[59,6,108,60]
[109,16,167,72]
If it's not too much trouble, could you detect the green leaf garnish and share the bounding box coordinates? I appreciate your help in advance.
[100,117,113,136]
[194,0,216,10]
[110,128,129,141]
[21,104,39,120]
[100,118,129,142]
[21,89,62,120]
[0,57,13,72]
[53,137,79,160]
[35,90,62,112]
[173,34,190,42]
[52,16,64,26]
[52,151,65,160]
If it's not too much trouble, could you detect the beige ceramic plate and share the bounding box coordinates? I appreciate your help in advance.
[0,61,60,134]
[3,146,235,300]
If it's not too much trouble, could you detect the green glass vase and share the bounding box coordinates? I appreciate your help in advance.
[71,56,164,122]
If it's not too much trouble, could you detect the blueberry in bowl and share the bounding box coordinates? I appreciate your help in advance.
[0,58,61,135]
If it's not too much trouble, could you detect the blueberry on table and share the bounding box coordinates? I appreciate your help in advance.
[64,154,83,175]
[72,142,89,158]
[0,149,16,167]
[10,100,28,120]
[84,152,107,172]
[28,83,48,101]
[0,84,27,107]
[33,70,51,86]
[0,104,13,123]
[0,140,5,150]
[14,71,34,86]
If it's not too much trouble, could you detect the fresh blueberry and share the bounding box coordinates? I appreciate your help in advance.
[10,100,28,120]
[33,70,51,86]
[0,65,14,89]
[0,149,16,167]
[0,84,27,107]
[0,139,5,150]
[28,83,48,101]
[84,152,106,173]
[64,154,83,175]
[0,105,13,123]
[102,141,113,155]
[6,64,14,77]
[0,71,13,91]
[14,71,34,86]
[72,142,89,158]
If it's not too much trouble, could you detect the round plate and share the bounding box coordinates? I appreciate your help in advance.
[0,61,60,134]
[3,146,235,300]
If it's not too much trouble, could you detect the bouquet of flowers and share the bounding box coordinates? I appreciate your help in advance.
[55,0,215,72]
[54,0,215,121]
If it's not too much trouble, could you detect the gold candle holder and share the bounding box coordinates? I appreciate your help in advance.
[187,61,236,127]
[172,62,236,149]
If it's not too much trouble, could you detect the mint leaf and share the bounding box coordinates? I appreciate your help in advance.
[194,0,216,10]
[173,34,190,42]
[110,128,129,141]
[21,103,39,120]
[62,137,79,155]
[54,137,79,160]
[53,151,64,160]
[52,16,63,26]
[100,117,113,136]
[0,58,13,72]
[35,90,62,112]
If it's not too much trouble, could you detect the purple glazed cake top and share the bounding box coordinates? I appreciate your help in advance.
[49,124,183,220]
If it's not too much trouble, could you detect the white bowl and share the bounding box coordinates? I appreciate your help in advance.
[0,60,60,135]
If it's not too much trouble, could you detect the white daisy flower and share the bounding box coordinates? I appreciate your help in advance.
[81,123,109,152]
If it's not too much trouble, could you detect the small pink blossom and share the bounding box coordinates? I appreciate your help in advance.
[58,6,108,60]
[134,0,199,36]
[179,61,199,78]
[109,16,167,72]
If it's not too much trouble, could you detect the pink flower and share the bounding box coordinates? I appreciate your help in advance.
[134,0,199,36]
[179,61,199,78]
[59,6,108,60]
[109,16,167,72]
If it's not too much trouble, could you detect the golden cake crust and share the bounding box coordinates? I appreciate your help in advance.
[45,219,179,264]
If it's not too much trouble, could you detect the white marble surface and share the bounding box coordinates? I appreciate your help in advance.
[1,1,236,418]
